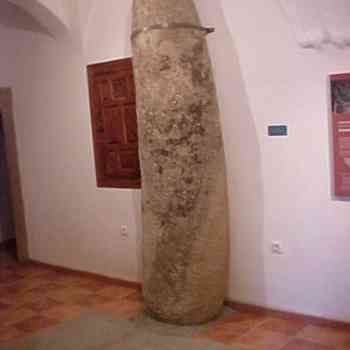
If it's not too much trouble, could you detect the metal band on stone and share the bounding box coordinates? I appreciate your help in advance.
[131,22,215,40]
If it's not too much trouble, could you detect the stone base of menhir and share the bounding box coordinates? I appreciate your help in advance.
[131,0,230,325]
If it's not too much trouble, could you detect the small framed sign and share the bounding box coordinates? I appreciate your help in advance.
[268,125,288,137]
[330,73,350,198]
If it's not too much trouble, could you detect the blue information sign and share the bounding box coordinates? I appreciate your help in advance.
[268,125,288,136]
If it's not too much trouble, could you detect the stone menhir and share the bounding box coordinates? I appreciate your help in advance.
[131,0,229,325]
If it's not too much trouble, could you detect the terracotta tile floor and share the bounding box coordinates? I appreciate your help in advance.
[1,247,350,349]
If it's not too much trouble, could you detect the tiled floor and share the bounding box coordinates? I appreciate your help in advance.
[1,246,350,350]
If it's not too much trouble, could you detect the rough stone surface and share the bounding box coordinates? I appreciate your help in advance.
[131,0,229,325]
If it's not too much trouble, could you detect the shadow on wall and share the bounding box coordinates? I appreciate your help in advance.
[7,0,70,39]
[132,190,143,281]
[0,1,49,35]
[195,0,266,305]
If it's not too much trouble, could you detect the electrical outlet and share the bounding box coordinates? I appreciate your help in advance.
[120,225,129,238]
[271,241,283,255]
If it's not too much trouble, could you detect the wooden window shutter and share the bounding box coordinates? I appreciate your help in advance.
[87,58,141,189]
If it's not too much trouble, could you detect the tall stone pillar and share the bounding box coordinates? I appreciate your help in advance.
[131,0,229,325]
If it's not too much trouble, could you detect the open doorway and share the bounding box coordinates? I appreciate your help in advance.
[0,88,28,261]
[0,111,16,257]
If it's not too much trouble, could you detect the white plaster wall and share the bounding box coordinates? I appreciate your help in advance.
[0,14,141,280]
[71,0,350,321]
[1,0,349,323]
[222,0,350,321]
[0,2,141,280]
[10,31,141,282]
[84,0,132,63]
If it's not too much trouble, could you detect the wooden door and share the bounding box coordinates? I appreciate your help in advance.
[87,58,141,188]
